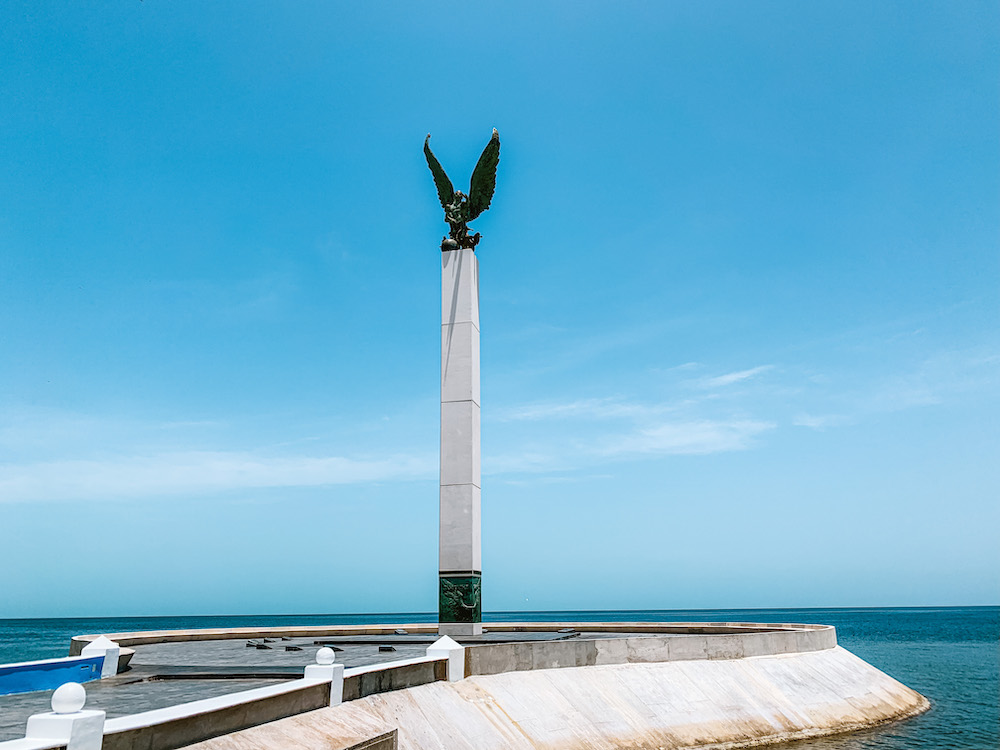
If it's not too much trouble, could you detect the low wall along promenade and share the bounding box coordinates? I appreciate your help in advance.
[3,622,928,750]
[0,657,104,697]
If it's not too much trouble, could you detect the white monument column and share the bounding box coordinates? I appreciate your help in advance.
[439,247,482,636]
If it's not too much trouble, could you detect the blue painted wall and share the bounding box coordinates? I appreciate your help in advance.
[0,656,104,696]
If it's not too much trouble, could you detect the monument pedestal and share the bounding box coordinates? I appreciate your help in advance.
[439,248,482,636]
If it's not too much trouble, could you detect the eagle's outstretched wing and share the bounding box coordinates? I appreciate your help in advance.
[424,135,454,208]
[468,128,500,221]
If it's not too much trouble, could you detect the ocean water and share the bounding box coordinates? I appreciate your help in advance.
[0,606,996,749]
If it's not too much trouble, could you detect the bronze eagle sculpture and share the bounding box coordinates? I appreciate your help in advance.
[424,129,500,251]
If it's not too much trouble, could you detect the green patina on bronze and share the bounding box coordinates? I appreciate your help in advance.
[424,129,500,251]
[439,575,482,624]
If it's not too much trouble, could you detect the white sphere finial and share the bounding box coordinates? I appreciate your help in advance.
[316,647,336,665]
[51,682,86,714]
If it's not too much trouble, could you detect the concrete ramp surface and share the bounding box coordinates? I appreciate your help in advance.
[185,646,929,750]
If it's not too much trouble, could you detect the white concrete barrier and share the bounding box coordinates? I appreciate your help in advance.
[80,638,120,680]
[24,683,106,750]
[304,648,346,706]
[426,636,465,682]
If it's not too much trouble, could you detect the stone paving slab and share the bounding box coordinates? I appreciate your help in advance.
[130,636,429,669]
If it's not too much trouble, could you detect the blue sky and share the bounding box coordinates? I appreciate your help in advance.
[1,1,997,617]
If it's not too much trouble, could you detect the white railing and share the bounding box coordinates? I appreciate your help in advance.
[0,638,464,750]
[0,636,125,700]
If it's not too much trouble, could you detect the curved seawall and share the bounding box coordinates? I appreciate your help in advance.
[186,644,928,750]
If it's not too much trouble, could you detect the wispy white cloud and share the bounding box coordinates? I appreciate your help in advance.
[158,420,225,430]
[499,397,674,422]
[689,365,774,389]
[862,349,999,413]
[484,417,775,478]
[490,378,779,474]
[6,346,991,503]
[600,419,775,456]
[0,450,435,504]
[798,348,1000,424]
[0,404,437,503]
[486,449,567,475]
[793,413,852,430]
[501,473,615,486]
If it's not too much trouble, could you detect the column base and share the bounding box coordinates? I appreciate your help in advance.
[438,622,483,637]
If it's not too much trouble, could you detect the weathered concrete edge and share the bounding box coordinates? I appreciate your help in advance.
[668,695,931,750]
[462,626,836,676]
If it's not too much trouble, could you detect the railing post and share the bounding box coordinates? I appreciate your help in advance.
[303,647,345,706]
[81,636,120,679]
[426,635,465,682]
[25,682,105,750]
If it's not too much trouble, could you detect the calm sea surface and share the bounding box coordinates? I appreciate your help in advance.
[0,607,996,749]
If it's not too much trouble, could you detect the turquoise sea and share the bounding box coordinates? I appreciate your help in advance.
[0,606,996,749]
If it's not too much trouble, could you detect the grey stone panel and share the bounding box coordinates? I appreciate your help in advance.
[439,401,480,487]
[808,626,838,650]
[666,636,709,661]
[342,661,446,703]
[509,643,535,672]
[740,631,780,657]
[440,322,480,405]
[774,632,800,654]
[704,635,746,660]
[467,641,599,676]
[593,638,627,665]
[624,637,671,663]
[438,486,481,574]
[528,641,596,671]
[465,643,515,676]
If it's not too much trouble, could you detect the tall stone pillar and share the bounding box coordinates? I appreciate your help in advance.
[439,248,482,636]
